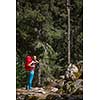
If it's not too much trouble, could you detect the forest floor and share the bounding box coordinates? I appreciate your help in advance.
[16,86,83,100]
[17,86,60,100]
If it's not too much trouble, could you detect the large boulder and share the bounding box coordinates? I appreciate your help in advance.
[65,63,82,81]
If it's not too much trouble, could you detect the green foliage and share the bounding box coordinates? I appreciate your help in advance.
[16,0,83,88]
[16,54,27,88]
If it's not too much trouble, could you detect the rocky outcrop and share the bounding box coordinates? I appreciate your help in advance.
[64,79,83,95]
[65,63,83,81]
[17,93,83,100]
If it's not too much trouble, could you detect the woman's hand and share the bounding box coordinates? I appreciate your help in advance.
[28,61,34,66]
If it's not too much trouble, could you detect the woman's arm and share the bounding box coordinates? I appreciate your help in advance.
[35,60,39,63]
[28,61,34,67]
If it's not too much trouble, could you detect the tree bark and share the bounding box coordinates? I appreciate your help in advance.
[67,0,71,64]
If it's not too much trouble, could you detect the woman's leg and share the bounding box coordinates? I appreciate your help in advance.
[26,71,29,89]
[28,70,34,89]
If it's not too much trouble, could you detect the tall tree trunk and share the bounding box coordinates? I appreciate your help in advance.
[67,0,71,64]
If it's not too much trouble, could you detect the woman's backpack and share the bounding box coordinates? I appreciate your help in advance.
[25,56,33,71]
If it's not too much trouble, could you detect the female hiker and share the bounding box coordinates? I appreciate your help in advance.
[25,55,39,90]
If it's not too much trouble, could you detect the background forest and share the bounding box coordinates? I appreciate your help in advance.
[16,0,83,89]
